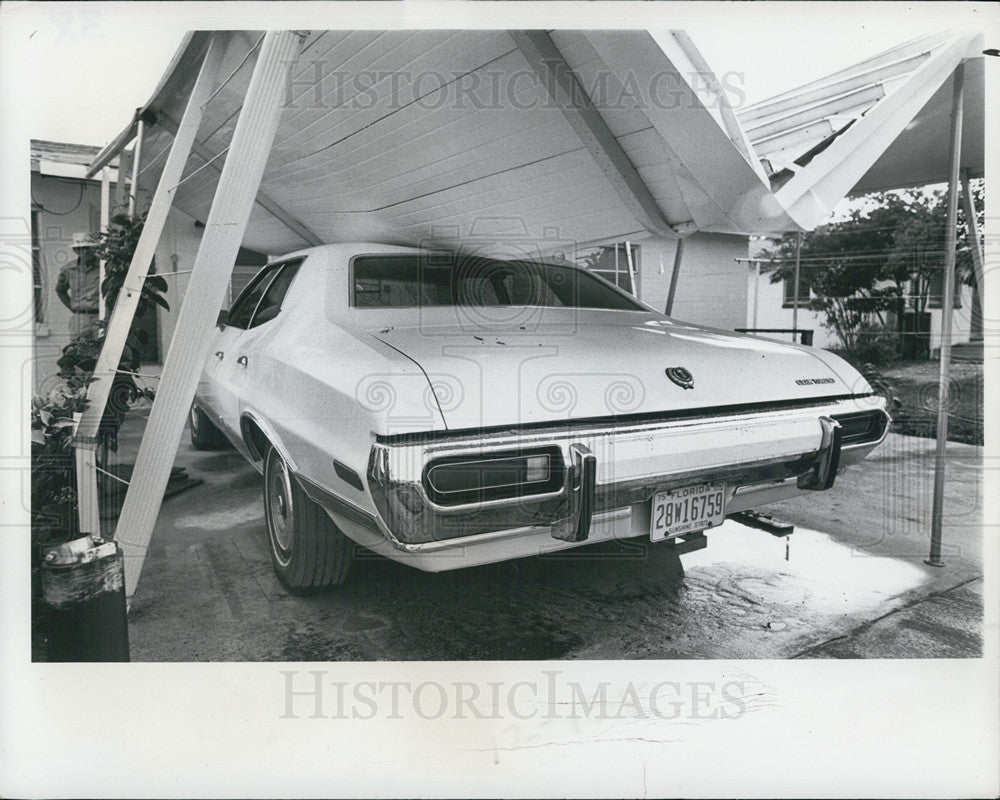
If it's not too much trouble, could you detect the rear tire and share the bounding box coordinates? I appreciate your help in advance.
[189,403,230,450]
[263,445,354,592]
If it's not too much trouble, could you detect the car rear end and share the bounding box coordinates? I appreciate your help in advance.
[360,393,889,569]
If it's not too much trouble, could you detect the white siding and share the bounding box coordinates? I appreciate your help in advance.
[636,232,750,330]
[31,171,103,394]
[152,207,206,361]
[32,166,207,392]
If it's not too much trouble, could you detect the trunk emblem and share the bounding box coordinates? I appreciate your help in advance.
[666,367,694,389]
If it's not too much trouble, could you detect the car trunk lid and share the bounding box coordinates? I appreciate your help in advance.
[368,311,860,430]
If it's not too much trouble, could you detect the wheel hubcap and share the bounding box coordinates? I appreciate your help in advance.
[268,457,294,556]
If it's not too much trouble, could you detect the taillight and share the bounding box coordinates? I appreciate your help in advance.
[832,409,890,446]
[423,447,564,506]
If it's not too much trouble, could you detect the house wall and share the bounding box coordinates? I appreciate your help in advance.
[31,171,104,395]
[747,266,974,353]
[745,266,831,347]
[31,167,207,394]
[635,232,750,331]
[152,208,207,359]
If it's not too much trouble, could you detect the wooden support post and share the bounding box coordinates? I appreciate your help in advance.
[99,167,110,320]
[927,63,965,568]
[74,445,101,539]
[624,240,637,299]
[114,147,134,213]
[114,30,305,598]
[129,120,144,219]
[665,237,684,316]
[961,170,984,341]
[73,33,226,534]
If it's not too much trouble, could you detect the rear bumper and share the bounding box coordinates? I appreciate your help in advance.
[347,396,889,560]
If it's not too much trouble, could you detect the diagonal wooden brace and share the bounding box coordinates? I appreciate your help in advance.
[72,33,227,536]
[113,30,307,598]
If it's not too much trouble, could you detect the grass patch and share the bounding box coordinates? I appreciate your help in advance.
[872,359,983,446]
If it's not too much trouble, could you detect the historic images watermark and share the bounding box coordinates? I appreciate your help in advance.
[284,62,747,113]
[279,669,755,721]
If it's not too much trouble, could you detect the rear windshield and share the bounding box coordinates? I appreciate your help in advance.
[351,254,645,311]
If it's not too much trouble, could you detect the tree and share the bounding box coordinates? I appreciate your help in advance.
[761,182,983,355]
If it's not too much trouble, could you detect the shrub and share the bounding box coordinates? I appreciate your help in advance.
[844,322,901,368]
[30,385,89,584]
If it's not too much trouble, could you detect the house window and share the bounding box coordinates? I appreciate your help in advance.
[582,242,640,297]
[31,209,45,325]
[782,271,810,308]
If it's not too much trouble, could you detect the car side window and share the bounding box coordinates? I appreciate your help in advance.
[226,259,302,330]
[228,263,283,330]
[248,260,301,328]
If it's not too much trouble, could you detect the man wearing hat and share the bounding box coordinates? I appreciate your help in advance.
[55,232,101,337]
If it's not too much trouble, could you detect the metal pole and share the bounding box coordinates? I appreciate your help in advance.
[129,119,143,218]
[114,30,305,598]
[961,169,984,341]
[927,63,965,568]
[665,237,684,316]
[792,231,802,336]
[752,260,760,329]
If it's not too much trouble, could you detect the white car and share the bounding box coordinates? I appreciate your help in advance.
[191,243,890,592]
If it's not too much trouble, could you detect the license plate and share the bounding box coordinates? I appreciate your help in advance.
[650,481,727,541]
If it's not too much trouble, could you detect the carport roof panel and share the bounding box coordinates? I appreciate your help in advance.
[849,55,984,194]
[740,31,985,194]
[97,28,986,252]
[107,29,797,254]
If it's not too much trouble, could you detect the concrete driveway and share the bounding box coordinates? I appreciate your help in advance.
[116,413,983,661]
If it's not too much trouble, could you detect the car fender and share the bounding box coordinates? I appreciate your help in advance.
[238,407,300,475]
[802,347,875,396]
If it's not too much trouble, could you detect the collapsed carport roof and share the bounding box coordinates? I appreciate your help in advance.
[740,31,985,225]
[76,28,987,600]
[88,28,984,255]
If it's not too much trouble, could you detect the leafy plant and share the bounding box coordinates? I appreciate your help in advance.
[32,211,166,552]
[32,210,169,652]
[54,210,165,452]
[30,385,89,558]
[95,211,170,320]
[762,183,983,359]
[849,322,904,368]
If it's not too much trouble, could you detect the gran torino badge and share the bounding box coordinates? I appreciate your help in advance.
[665,366,694,390]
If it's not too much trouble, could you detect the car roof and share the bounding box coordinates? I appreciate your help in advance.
[275,242,584,268]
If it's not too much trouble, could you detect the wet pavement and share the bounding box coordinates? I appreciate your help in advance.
[797,578,983,658]
[114,414,983,661]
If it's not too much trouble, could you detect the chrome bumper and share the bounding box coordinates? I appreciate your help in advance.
[362,397,889,550]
